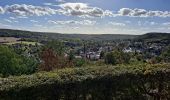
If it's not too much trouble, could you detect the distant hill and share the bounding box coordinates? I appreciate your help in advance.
[0,29,137,41]
[136,32,170,42]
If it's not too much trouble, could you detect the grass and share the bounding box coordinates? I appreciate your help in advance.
[0,37,20,43]
[4,41,41,45]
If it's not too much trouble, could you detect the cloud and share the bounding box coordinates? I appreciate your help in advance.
[4,19,18,23]
[33,24,47,29]
[0,6,4,14]
[48,20,96,25]
[118,8,170,17]
[56,0,66,3]
[125,21,131,24]
[0,22,11,27]
[138,21,142,26]
[43,3,53,6]
[109,22,126,26]
[34,24,42,27]
[1,4,170,18]
[17,16,28,18]
[57,3,114,18]
[30,20,38,23]
[5,4,56,16]
[162,22,170,26]
[137,21,157,26]
[9,17,16,19]
[150,22,156,25]
[4,19,12,23]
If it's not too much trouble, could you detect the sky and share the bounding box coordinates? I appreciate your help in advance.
[0,0,170,34]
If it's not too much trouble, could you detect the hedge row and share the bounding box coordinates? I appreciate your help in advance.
[0,63,170,100]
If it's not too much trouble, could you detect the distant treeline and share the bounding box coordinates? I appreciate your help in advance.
[0,29,137,41]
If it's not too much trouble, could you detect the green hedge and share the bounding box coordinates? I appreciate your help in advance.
[0,64,170,100]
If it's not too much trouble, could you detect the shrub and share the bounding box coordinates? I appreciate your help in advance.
[104,52,116,65]
[73,58,86,67]
[0,45,37,77]
[104,50,131,65]
[0,64,170,100]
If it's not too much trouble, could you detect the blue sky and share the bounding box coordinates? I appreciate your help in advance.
[0,0,170,34]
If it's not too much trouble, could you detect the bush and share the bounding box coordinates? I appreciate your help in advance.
[0,45,37,77]
[104,52,116,65]
[104,50,131,65]
[73,58,86,67]
[0,64,170,100]
[161,46,170,62]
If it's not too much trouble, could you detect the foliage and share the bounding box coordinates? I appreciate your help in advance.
[39,48,73,71]
[99,51,105,59]
[104,50,131,65]
[104,52,116,65]
[161,46,170,62]
[0,63,170,99]
[0,45,37,77]
[45,40,66,56]
[73,58,86,67]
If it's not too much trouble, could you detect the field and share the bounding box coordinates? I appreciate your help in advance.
[4,41,41,45]
[0,37,20,43]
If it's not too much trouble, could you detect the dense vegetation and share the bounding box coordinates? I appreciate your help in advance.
[0,29,170,99]
[0,63,170,100]
[0,45,37,77]
[0,29,137,41]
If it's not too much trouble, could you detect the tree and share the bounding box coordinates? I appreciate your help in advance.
[104,52,116,65]
[0,45,37,77]
[104,50,131,65]
[161,46,170,62]
[45,41,66,56]
[100,51,105,59]
[39,48,59,71]
[39,41,68,71]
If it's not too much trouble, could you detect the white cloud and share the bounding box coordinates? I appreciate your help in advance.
[14,20,18,23]
[0,6,4,14]
[125,21,131,24]
[1,3,170,19]
[34,24,42,27]
[33,24,47,29]
[162,22,170,26]
[4,19,12,23]
[5,4,57,16]
[1,3,114,18]
[138,21,142,26]
[137,21,157,26]
[118,8,132,16]
[17,16,28,19]
[4,19,18,23]
[150,22,156,25]
[118,8,170,17]
[48,20,96,25]
[43,3,53,6]
[30,20,38,23]
[57,3,114,18]
[0,22,11,27]
[56,0,66,3]
[72,27,79,29]
[109,22,126,26]
[9,17,16,19]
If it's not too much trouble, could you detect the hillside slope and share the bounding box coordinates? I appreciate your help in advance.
[136,32,170,42]
[0,29,137,41]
